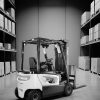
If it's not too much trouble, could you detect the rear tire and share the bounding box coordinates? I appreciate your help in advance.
[64,83,73,96]
[26,90,42,100]
[15,87,21,99]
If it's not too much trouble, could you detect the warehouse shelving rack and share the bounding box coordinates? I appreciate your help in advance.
[0,0,16,77]
[80,0,100,74]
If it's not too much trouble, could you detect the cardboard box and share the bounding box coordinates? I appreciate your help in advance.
[8,8,15,20]
[0,42,3,49]
[81,35,89,44]
[94,23,100,32]
[81,11,90,25]
[91,58,95,72]
[4,43,11,50]
[79,56,90,70]
[89,27,94,41]
[0,14,4,28]
[8,20,11,32]
[4,17,8,31]
[95,31,100,39]
[0,0,4,10]
[95,1,100,13]
[12,22,15,35]
[5,62,10,74]
[8,43,11,50]
[11,61,16,71]
[0,62,4,76]
[90,1,95,16]
[94,23,100,39]
[91,58,100,73]
[95,58,100,73]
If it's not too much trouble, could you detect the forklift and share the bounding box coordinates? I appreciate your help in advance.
[15,37,75,100]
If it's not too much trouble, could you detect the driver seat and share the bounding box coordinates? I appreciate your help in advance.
[29,57,37,73]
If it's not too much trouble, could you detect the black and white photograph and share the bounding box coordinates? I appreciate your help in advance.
[0,0,100,100]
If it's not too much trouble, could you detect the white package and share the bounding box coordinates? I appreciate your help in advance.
[8,20,11,32]
[95,1,100,12]
[11,61,16,71]
[5,62,10,74]
[81,11,90,25]
[0,62,4,76]
[5,17,8,31]
[0,0,4,10]
[0,14,4,28]
[12,22,15,35]
[90,1,95,16]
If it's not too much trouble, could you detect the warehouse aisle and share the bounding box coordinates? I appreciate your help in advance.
[0,69,100,100]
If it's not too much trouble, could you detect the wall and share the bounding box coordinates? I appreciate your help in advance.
[16,0,39,69]
[16,0,81,69]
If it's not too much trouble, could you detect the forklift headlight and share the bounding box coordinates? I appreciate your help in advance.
[18,75,30,81]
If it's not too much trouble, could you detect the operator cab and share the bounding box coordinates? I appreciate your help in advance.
[20,38,66,76]
[15,37,73,100]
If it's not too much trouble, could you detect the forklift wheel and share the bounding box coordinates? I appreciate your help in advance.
[64,83,73,96]
[15,87,21,99]
[26,90,42,100]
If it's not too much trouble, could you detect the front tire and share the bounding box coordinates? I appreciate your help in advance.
[26,90,42,100]
[64,83,73,96]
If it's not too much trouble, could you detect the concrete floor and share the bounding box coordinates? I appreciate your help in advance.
[0,69,100,100]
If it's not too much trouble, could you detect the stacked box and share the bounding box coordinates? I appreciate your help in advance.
[0,42,3,49]
[11,61,16,72]
[94,23,100,39]
[81,35,89,44]
[12,22,15,35]
[90,1,95,17]
[8,8,15,20]
[79,56,90,70]
[8,43,11,49]
[8,20,11,32]
[4,43,11,50]
[89,27,94,41]
[0,14,4,29]
[0,62,4,76]
[81,11,90,25]
[91,58,95,72]
[5,62,10,74]
[0,0,4,10]
[91,58,100,73]
[95,0,100,13]
[4,17,8,31]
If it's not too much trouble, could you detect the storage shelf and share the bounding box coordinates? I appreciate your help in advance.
[0,8,16,23]
[0,0,16,76]
[81,19,90,29]
[81,39,100,47]
[0,48,17,52]
[0,28,16,38]
[5,49,17,52]
[81,9,100,29]
[81,43,90,46]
